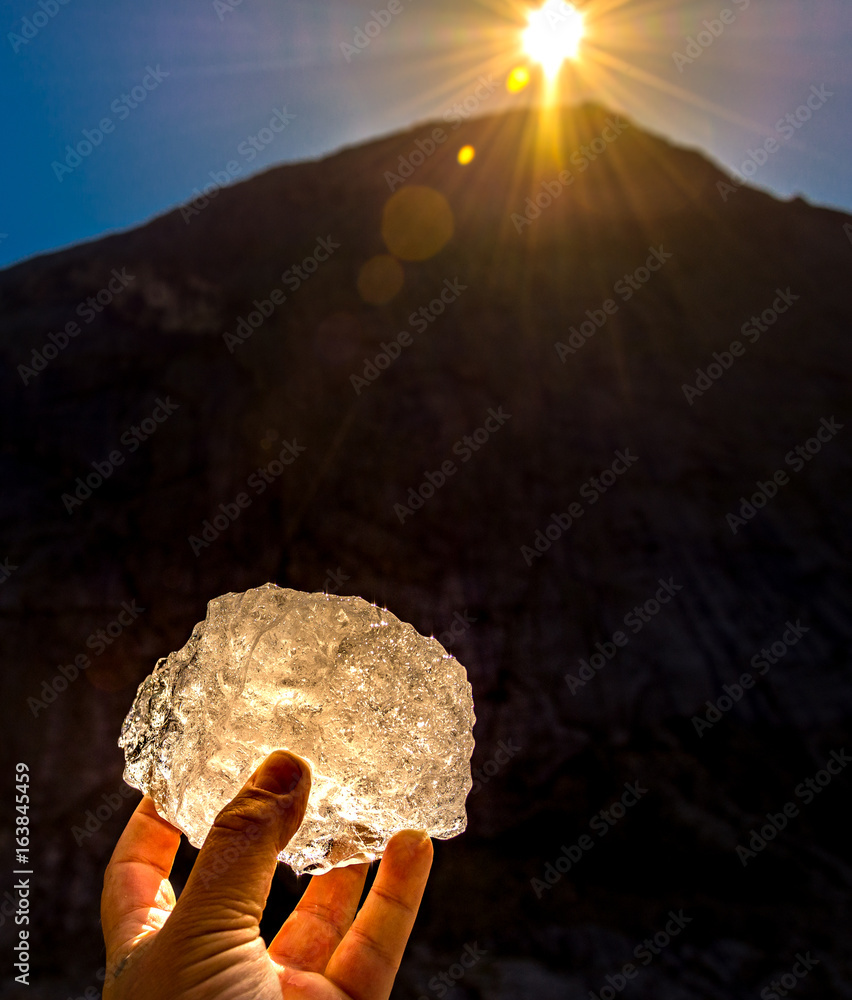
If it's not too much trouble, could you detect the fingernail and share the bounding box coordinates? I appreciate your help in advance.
[396,829,432,855]
[253,751,302,796]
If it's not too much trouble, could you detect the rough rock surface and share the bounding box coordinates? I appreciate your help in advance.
[120,584,475,873]
[2,104,851,997]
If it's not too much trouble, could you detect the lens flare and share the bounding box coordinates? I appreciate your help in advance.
[381,186,454,262]
[357,254,405,305]
[507,66,531,93]
[523,0,585,79]
[457,145,476,165]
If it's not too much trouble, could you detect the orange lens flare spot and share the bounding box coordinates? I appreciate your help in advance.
[357,254,405,305]
[457,145,476,165]
[507,66,531,93]
[381,186,454,262]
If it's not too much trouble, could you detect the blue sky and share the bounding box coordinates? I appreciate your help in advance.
[1,0,850,270]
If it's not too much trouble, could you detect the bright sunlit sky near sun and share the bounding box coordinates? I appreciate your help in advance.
[1,0,850,270]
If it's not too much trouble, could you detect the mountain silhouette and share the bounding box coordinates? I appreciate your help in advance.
[2,102,851,998]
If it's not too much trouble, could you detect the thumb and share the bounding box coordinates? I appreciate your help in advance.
[173,750,311,930]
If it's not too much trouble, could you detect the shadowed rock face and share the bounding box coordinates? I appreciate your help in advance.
[2,103,851,997]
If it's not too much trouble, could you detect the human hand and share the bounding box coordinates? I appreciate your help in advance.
[101,751,433,1000]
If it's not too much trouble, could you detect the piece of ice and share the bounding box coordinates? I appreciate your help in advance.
[119,584,476,874]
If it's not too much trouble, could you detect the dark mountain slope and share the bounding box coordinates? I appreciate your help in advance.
[1,102,851,997]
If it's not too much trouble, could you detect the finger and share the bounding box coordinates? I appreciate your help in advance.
[268,862,369,973]
[101,795,181,960]
[169,750,310,937]
[324,830,433,1000]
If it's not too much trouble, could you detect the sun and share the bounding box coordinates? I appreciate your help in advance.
[523,0,585,80]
